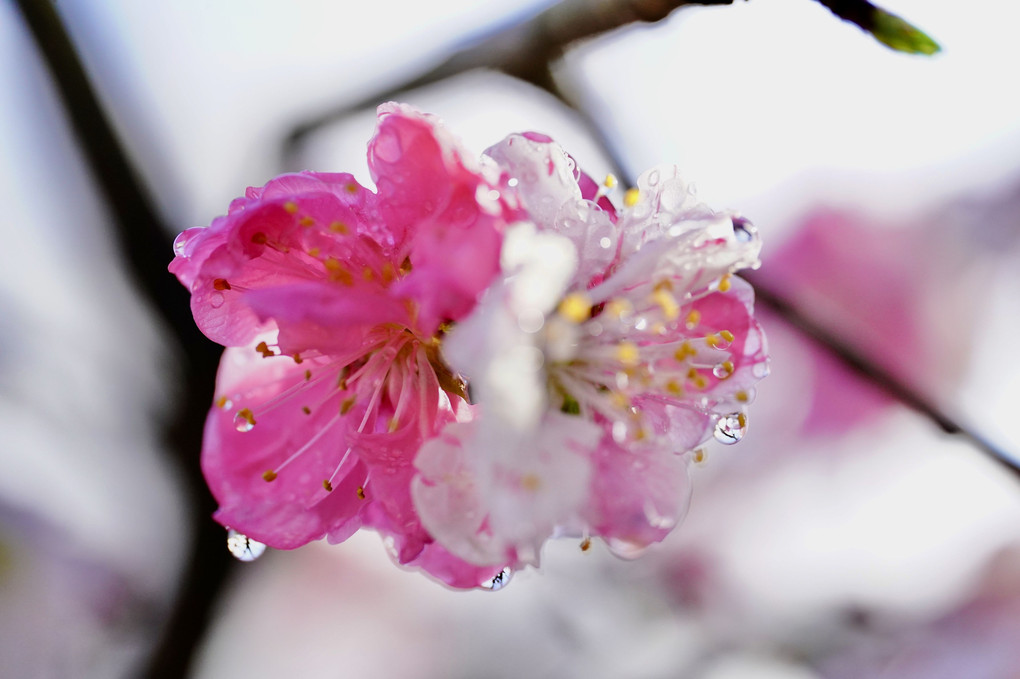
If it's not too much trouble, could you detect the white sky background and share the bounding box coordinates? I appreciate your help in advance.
[3,0,1020,676]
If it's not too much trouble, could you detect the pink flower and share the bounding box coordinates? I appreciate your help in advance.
[412,133,768,570]
[170,104,515,588]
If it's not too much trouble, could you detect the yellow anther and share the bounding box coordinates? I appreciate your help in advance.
[301,405,311,415]
[665,380,684,396]
[324,257,353,285]
[705,334,721,349]
[693,448,706,464]
[558,292,591,323]
[720,330,735,343]
[521,473,542,491]
[387,418,399,433]
[283,201,299,214]
[721,360,735,375]
[307,247,320,257]
[293,353,303,364]
[610,392,630,409]
[255,341,275,358]
[735,390,749,403]
[693,375,708,390]
[262,469,278,482]
[616,342,640,368]
[381,262,396,284]
[718,274,732,293]
[580,537,592,551]
[322,479,333,492]
[651,288,679,321]
[213,278,231,291]
[606,298,632,319]
[237,407,256,426]
[329,221,348,234]
[299,216,315,227]
[340,397,356,415]
[216,395,231,409]
[633,427,647,441]
[603,174,618,189]
[304,369,312,381]
[624,188,641,207]
[687,367,699,380]
[356,486,366,499]
[654,278,674,292]
[345,184,358,194]
[685,310,701,328]
[674,341,697,361]
[738,412,748,428]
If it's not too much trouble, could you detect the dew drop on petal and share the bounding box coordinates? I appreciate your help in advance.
[599,236,612,249]
[172,231,191,256]
[233,411,255,433]
[752,361,771,379]
[605,537,649,560]
[226,528,266,562]
[479,567,513,591]
[713,412,747,445]
[209,292,225,309]
[732,216,757,243]
[712,363,730,379]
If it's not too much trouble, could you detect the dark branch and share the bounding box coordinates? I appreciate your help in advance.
[12,2,234,677]
[283,0,738,166]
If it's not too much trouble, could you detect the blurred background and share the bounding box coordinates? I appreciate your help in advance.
[3,0,1020,677]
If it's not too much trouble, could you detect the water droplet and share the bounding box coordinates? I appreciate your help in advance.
[209,292,225,308]
[612,420,628,443]
[712,363,731,379]
[605,537,649,560]
[480,567,513,591]
[517,308,545,333]
[732,216,757,243]
[713,412,747,445]
[752,360,771,379]
[172,231,191,256]
[507,177,519,188]
[233,410,255,432]
[599,236,612,249]
[226,529,266,562]
[646,169,660,187]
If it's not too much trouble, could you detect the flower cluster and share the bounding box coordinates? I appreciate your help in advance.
[170,104,768,589]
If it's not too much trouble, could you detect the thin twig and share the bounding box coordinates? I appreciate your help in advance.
[12,2,234,677]
[282,0,737,167]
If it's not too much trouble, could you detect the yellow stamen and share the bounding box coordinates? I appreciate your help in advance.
[718,274,732,293]
[735,390,749,403]
[304,369,312,381]
[307,247,320,257]
[387,418,399,433]
[340,396,356,415]
[302,406,311,415]
[616,342,640,368]
[558,293,591,323]
[293,353,303,364]
[603,174,618,189]
[651,288,679,320]
[521,474,542,491]
[345,184,358,194]
[283,201,298,214]
[624,188,640,207]
[299,216,315,227]
[606,299,632,319]
[356,486,366,499]
[329,221,348,234]
[720,330,735,343]
[237,407,256,426]
[262,469,278,482]
[215,395,231,409]
[213,278,231,291]
[580,537,592,551]
[323,479,333,492]
[693,448,706,464]
[255,341,275,358]
[705,334,721,349]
